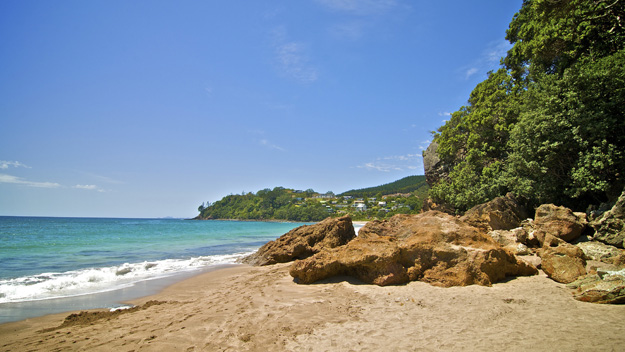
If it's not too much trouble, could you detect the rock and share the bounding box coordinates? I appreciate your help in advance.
[576,241,623,264]
[487,229,531,255]
[460,193,529,232]
[591,187,625,248]
[422,197,455,214]
[241,216,356,266]
[567,269,625,304]
[290,212,537,287]
[519,219,540,247]
[422,140,448,187]
[488,230,519,247]
[537,235,587,284]
[534,204,587,244]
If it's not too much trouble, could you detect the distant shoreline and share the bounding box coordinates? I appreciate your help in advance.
[189,217,315,224]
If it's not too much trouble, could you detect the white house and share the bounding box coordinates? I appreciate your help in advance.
[353,200,367,211]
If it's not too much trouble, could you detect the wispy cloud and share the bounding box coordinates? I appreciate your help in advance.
[465,67,478,79]
[356,153,422,172]
[83,173,124,185]
[272,27,318,83]
[0,160,31,169]
[460,39,512,80]
[73,184,106,192]
[259,139,286,152]
[249,130,286,152]
[0,173,61,188]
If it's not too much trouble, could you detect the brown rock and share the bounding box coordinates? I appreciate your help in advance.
[290,212,537,287]
[534,204,587,244]
[576,241,623,264]
[460,193,529,232]
[538,235,587,284]
[591,187,625,248]
[241,216,356,266]
[567,270,625,304]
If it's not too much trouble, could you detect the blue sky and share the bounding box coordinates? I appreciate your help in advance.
[0,0,522,218]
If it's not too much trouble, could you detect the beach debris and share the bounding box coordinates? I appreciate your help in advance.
[290,211,537,287]
[241,216,356,266]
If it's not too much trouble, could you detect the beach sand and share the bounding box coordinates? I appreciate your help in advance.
[1,263,624,352]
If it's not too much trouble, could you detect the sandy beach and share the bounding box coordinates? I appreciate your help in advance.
[1,263,624,352]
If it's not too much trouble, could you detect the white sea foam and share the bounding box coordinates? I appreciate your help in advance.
[0,252,253,303]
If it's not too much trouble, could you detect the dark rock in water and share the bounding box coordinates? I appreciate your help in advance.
[591,187,625,248]
[537,235,587,284]
[116,268,133,276]
[460,193,529,232]
[241,216,356,266]
[422,141,448,187]
[533,204,587,244]
[290,212,537,287]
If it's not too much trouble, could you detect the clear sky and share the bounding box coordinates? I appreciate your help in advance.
[1,0,522,218]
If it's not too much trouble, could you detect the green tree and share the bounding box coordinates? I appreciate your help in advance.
[430,0,625,212]
[504,0,625,79]
[505,50,625,208]
[431,69,522,211]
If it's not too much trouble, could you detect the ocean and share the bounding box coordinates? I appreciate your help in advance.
[0,216,311,324]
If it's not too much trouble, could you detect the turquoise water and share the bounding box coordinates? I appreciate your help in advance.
[0,216,309,323]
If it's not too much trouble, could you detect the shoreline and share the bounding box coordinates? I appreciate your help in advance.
[0,264,239,325]
[2,263,625,351]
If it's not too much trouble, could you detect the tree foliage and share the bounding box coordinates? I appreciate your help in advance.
[430,0,625,212]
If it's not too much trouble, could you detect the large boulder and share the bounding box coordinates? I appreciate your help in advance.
[290,212,537,287]
[241,216,356,266]
[534,204,587,244]
[460,193,529,232]
[537,235,587,284]
[567,269,625,304]
[591,188,625,248]
[422,141,448,187]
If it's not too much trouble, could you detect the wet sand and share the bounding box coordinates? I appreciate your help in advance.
[1,263,624,351]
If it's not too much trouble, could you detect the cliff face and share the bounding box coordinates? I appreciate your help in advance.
[422,140,447,187]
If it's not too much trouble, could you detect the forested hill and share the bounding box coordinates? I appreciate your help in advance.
[339,175,428,198]
[195,176,429,222]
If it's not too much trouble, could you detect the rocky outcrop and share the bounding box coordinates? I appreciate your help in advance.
[422,141,448,187]
[567,269,625,304]
[537,235,587,284]
[460,193,529,232]
[577,241,623,264]
[289,212,537,287]
[533,204,587,244]
[591,188,625,248]
[241,216,356,266]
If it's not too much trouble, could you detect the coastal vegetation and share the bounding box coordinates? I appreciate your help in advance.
[196,176,429,222]
[429,0,625,213]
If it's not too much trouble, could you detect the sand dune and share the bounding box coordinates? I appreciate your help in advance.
[1,263,624,351]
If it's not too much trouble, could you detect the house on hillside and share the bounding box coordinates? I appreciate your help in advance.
[353,200,367,212]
